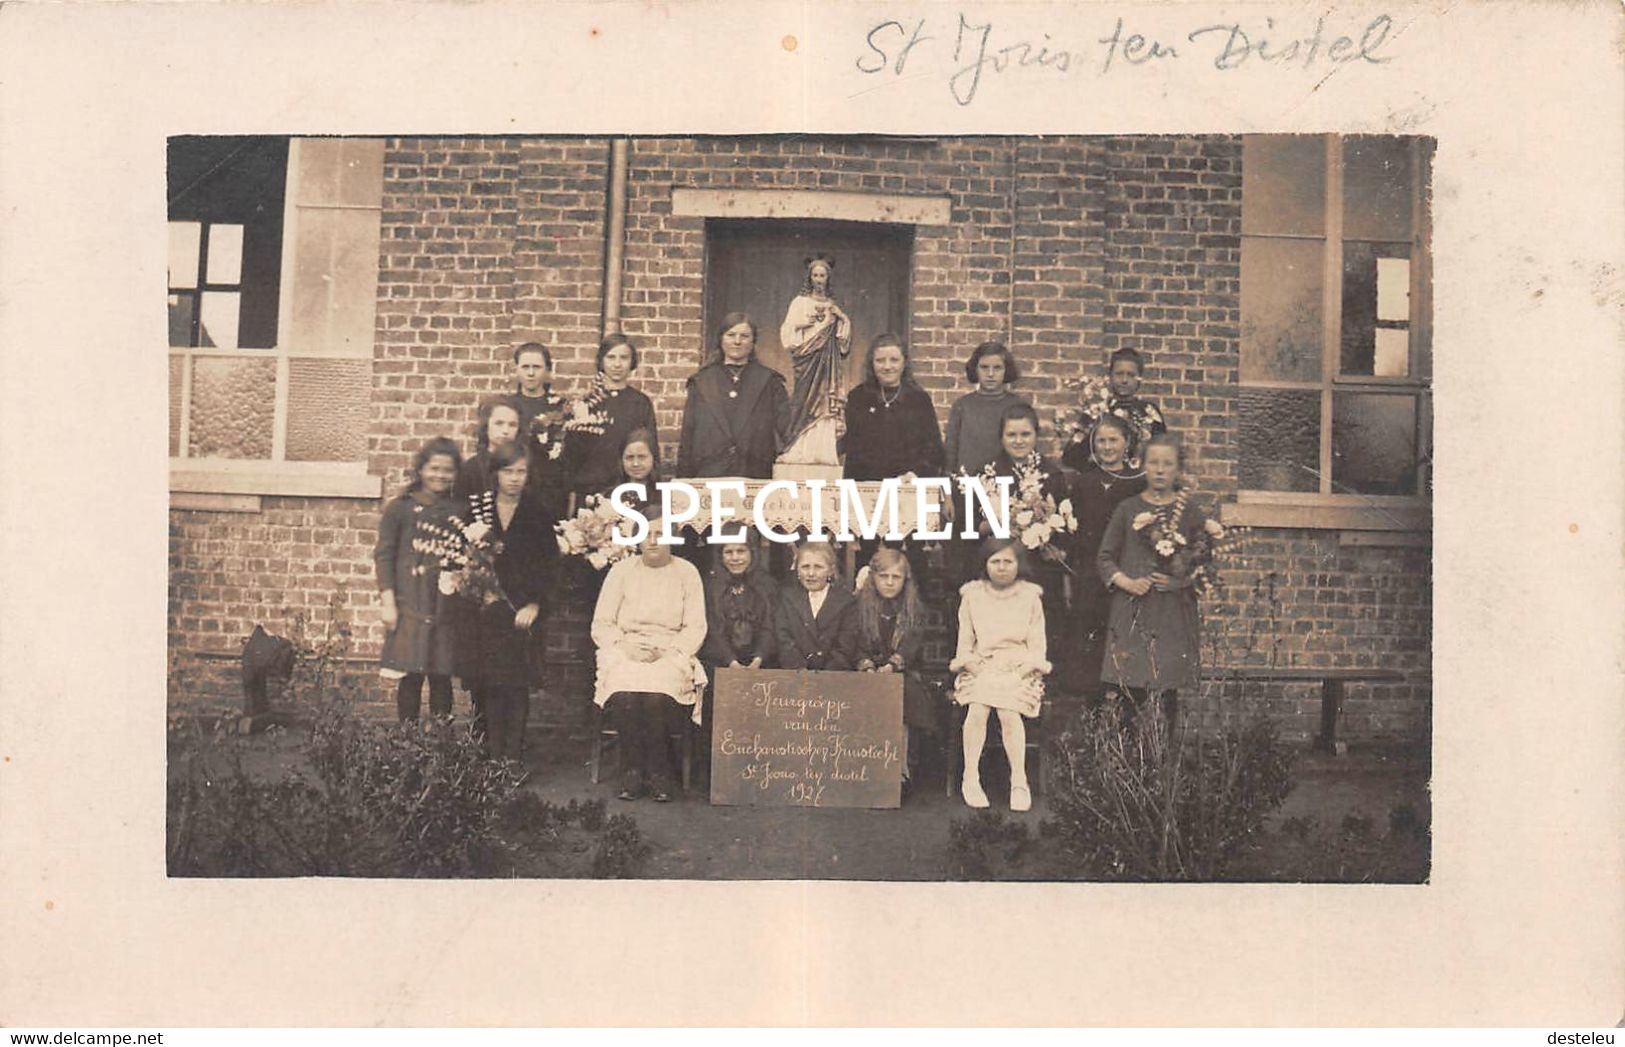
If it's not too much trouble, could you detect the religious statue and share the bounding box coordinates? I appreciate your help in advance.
[777,253,852,467]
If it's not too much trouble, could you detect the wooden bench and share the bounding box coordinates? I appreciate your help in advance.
[1201,666,1408,753]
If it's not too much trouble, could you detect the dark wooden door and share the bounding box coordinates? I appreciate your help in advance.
[704,219,913,391]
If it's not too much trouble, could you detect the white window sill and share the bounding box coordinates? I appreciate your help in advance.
[1221,493,1430,534]
[170,460,382,501]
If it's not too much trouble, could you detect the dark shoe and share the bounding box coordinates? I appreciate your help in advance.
[617,787,639,801]
[652,790,673,803]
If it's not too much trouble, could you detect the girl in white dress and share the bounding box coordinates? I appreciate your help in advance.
[951,537,1051,812]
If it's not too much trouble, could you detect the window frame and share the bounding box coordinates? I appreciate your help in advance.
[168,138,383,501]
[1230,134,1433,534]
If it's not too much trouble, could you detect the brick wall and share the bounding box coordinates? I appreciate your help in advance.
[166,133,1432,744]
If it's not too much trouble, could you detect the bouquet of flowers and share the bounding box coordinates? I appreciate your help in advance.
[1130,488,1245,595]
[531,378,612,461]
[1056,374,1114,450]
[554,494,638,571]
[956,457,1080,566]
[413,491,509,606]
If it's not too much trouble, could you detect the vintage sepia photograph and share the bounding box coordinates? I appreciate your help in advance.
[165,132,1433,882]
[5,0,1622,1029]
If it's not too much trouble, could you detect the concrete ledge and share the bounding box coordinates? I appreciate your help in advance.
[671,187,952,226]
[171,462,382,500]
[1222,497,1430,532]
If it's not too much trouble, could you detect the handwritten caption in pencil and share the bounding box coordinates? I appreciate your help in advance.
[856,13,1397,106]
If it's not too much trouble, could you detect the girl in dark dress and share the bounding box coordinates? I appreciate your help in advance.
[566,333,660,504]
[1097,435,1210,729]
[455,442,556,763]
[841,332,945,481]
[374,437,462,721]
[984,402,1086,690]
[1065,414,1148,704]
[454,398,523,502]
[701,537,779,672]
[854,547,938,783]
[677,312,791,480]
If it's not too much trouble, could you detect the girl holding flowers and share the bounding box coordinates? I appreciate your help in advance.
[1095,433,1217,728]
[455,441,557,763]
[976,402,1083,682]
[1068,414,1148,703]
[374,436,462,721]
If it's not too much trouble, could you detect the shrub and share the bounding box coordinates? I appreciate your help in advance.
[946,810,1032,880]
[1041,702,1295,880]
[168,712,526,877]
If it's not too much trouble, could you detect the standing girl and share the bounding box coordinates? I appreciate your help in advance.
[951,537,1051,812]
[1096,434,1206,728]
[566,333,660,504]
[854,548,938,782]
[374,436,462,721]
[1065,414,1148,704]
[455,442,556,763]
[455,398,523,501]
[943,341,1029,476]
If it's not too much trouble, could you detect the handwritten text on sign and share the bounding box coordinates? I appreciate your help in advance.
[710,668,904,809]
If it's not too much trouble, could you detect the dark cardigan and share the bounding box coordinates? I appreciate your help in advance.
[701,567,780,668]
[774,583,860,671]
[454,489,558,689]
[840,382,945,481]
[677,359,790,478]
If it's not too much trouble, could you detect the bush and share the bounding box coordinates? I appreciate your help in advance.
[1041,702,1295,880]
[946,810,1032,880]
[168,711,527,877]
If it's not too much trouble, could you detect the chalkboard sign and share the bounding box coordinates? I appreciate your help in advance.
[709,668,904,809]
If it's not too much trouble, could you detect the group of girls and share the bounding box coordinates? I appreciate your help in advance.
[373,317,1215,809]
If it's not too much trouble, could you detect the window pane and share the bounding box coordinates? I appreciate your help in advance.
[188,357,274,459]
[1374,329,1410,378]
[168,292,195,347]
[1241,237,1323,383]
[198,291,241,348]
[206,223,244,284]
[1238,388,1321,492]
[169,355,184,457]
[1344,136,1414,242]
[1376,257,1410,322]
[168,221,200,289]
[1341,242,1410,376]
[1332,391,1418,496]
[286,358,370,461]
[289,206,382,355]
[1242,135,1326,236]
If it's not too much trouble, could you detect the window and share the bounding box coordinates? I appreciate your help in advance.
[1235,135,1432,530]
[168,136,384,499]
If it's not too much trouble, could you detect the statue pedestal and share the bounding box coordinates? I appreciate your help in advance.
[772,461,843,483]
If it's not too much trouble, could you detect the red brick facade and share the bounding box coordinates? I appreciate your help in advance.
[167,134,1431,743]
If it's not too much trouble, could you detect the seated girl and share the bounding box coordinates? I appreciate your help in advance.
[854,547,939,781]
[774,542,858,672]
[591,517,709,802]
[951,537,1051,812]
[702,536,779,672]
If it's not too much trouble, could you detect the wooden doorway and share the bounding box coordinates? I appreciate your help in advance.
[703,219,914,392]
